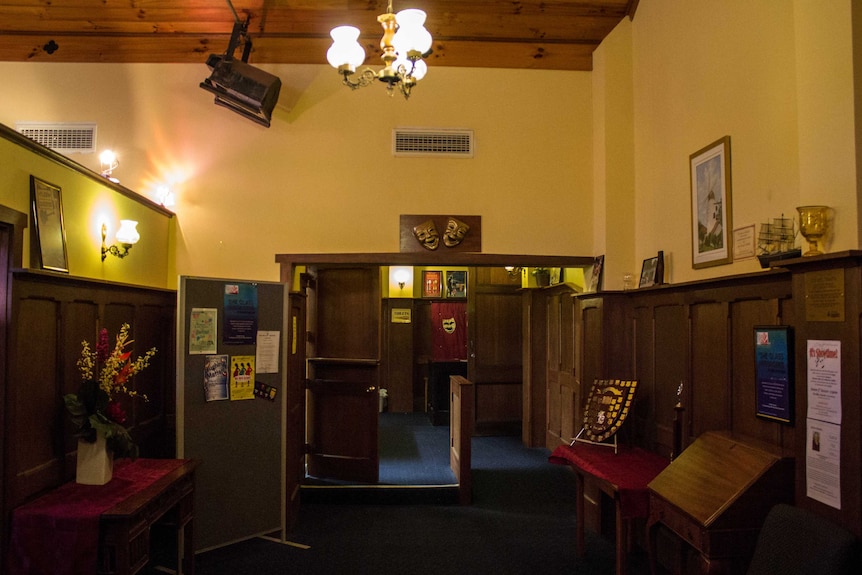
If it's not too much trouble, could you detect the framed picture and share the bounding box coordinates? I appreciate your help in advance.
[30,175,69,273]
[588,255,604,292]
[690,136,732,269]
[445,270,467,298]
[549,268,563,285]
[754,326,793,424]
[422,270,442,298]
[639,256,659,288]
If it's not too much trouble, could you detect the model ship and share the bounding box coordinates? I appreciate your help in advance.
[757,214,801,268]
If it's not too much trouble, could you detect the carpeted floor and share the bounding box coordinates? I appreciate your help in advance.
[187,414,648,575]
[192,417,641,575]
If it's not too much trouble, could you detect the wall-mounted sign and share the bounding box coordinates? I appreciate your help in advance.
[804,268,844,321]
[754,326,793,424]
[391,308,412,323]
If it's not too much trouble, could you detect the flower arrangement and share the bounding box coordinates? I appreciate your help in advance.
[64,323,156,459]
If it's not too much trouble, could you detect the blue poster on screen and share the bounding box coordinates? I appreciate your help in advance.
[223,283,258,345]
[754,326,793,424]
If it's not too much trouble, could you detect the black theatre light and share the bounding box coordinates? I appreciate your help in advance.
[200,21,282,128]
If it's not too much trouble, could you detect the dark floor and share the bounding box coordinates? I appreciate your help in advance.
[191,413,646,574]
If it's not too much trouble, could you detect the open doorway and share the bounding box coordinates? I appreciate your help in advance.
[279,254,593,503]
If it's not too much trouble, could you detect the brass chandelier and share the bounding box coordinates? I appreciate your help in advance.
[326,1,433,99]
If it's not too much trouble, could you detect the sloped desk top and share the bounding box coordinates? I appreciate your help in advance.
[647,431,794,573]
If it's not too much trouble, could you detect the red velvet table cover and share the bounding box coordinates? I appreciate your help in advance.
[549,443,669,518]
[7,458,187,575]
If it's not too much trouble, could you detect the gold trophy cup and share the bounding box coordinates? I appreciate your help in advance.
[796,205,829,257]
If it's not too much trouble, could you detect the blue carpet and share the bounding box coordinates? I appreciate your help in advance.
[378,412,456,485]
[194,425,645,574]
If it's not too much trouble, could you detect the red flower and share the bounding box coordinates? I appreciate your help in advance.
[106,401,127,425]
[96,328,110,362]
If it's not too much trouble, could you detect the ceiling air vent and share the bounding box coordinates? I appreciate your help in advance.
[393,128,474,158]
[15,122,97,154]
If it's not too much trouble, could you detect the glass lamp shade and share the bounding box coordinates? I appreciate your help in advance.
[115,220,140,245]
[327,26,366,69]
[409,59,427,80]
[393,9,432,55]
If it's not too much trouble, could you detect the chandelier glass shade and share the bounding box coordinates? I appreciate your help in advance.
[327,2,432,99]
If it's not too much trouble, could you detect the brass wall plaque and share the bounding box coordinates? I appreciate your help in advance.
[804,268,844,322]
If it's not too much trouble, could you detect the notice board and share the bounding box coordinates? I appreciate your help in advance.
[177,276,287,551]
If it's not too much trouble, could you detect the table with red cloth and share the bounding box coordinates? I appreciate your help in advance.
[550,442,669,575]
[8,458,197,575]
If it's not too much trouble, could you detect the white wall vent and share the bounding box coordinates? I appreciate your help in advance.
[393,128,474,158]
[15,122,97,154]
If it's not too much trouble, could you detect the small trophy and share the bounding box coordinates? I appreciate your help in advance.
[796,205,829,257]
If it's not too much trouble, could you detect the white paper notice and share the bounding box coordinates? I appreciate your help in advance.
[256,330,280,374]
[806,340,841,424]
[806,419,841,509]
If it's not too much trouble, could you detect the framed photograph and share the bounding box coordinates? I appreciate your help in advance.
[754,326,793,424]
[445,270,467,299]
[422,270,442,298]
[690,136,732,269]
[549,268,563,285]
[588,255,604,292]
[639,256,659,288]
[30,175,69,273]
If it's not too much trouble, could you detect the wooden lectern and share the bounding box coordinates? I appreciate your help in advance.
[647,431,794,574]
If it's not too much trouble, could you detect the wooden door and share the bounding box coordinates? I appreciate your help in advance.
[468,267,524,435]
[304,266,381,483]
[284,291,306,529]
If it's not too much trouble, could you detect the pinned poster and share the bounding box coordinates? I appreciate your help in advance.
[224,283,258,345]
[229,355,255,400]
[203,354,229,401]
[189,308,217,355]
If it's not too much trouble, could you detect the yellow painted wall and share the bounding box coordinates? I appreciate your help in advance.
[0,0,858,291]
[592,17,636,289]
[0,134,172,288]
[612,0,858,284]
[0,64,593,289]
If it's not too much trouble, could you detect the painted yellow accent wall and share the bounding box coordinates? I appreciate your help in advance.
[0,134,172,288]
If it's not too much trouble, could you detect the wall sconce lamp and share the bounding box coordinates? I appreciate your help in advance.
[390,266,413,296]
[99,149,120,183]
[505,266,523,277]
[101,220,140,261]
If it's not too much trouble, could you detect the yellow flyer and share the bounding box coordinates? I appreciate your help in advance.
[229,355,255,401]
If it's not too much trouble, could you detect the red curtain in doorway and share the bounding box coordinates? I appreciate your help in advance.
[431,302,467,361]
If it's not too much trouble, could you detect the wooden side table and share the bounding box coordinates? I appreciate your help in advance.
[8,458,200,575]
[550,443,669,575]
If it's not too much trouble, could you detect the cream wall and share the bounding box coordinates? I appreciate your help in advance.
[0,63,593,288]
[601,0,859,284]
[1,0,858,290]
[592,17,636,289]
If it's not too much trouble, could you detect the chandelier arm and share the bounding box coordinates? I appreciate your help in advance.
[341,68,380,90]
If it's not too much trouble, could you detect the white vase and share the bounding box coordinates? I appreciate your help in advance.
[76,432,114,485]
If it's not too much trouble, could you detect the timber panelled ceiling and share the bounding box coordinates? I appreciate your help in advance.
[0,1,638,72]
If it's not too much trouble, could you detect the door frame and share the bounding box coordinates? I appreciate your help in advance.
[277,253,591,525]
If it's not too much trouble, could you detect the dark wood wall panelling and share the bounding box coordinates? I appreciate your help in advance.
[625,271,795,458]
[537,257,862,539]
[2,271,176,545]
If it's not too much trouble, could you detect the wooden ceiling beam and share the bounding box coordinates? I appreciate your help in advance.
[0,33,594,71]
[0,0,627,71]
